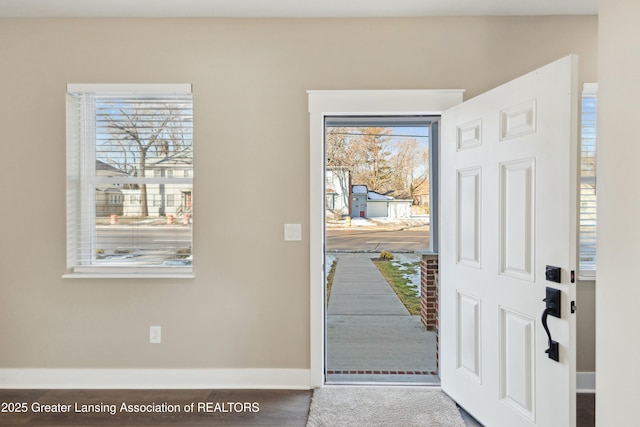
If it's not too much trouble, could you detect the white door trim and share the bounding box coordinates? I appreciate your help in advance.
[307,89,464,387]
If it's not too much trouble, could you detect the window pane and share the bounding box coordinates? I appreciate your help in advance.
[93,184,193,267]
[94,97,193,180]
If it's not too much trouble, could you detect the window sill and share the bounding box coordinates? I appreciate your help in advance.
[62,272,194,279]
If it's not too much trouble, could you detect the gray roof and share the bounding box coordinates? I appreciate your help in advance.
[352,185,368,195]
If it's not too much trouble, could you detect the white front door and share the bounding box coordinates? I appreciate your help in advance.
[440,56,578,426]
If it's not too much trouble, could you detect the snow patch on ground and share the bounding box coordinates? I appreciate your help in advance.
[349,217,377,227]
[326,215,430,230]
[325,254,337,282]
[370,215,429,225]
[389,253,421,297]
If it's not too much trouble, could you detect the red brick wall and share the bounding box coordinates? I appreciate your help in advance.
[420,254,438,331]
[420,254,439,369]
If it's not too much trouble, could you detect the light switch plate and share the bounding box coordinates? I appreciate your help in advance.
[150,326,161,344]
[284,224,302,241]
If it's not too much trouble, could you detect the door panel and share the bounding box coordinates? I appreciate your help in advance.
[457,167,481,268]
[457,291,481,382]
[499,307,535,420]
[499,158,535,281]
[441,56,578,427]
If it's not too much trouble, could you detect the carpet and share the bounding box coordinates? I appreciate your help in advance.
[306,386,466,427]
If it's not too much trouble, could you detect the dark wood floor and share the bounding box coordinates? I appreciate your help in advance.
[0,389,594,426]
[577,393,596,427]
[0,389,312,426]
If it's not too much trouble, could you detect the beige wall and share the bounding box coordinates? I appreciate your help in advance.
[597,0,640,423]
[0,17,596,373]
[576,280,596,372]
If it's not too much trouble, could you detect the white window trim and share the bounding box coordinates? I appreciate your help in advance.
[64,83,194,279]
[63,271,194,279]
[307,89,464,387]
[67,83,191,95]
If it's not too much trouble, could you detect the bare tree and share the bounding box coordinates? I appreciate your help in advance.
[101,101,191,217]
[346,127,393,193]
[326,127,352,168]
[390,138,429,200]
[326,126,429,202]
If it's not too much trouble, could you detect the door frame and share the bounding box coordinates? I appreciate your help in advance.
[307,89,464,387]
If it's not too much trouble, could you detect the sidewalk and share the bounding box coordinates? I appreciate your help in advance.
[326,253,438,384]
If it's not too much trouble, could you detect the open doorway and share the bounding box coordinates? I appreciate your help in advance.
[307,89,465,388]
[323,116,440,384]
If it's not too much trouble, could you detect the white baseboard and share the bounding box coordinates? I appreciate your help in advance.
[0,369,311,390]
[0,368,592,394]
[577,372,596,393]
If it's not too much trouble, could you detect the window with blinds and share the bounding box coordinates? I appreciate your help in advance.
[65,84,193,277]
[579,83,597,277]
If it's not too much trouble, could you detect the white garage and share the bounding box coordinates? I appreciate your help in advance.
[366,190,412,219]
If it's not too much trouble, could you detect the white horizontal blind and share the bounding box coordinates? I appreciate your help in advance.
[579,84,597,276]
[66,84,193,275]
[66,92,83,272]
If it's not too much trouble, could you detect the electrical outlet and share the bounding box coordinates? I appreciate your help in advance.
[150,326,161,344]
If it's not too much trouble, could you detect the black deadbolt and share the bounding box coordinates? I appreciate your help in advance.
[545,265,561,283]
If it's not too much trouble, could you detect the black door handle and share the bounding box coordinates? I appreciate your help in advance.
[542,287,561,362]
[542,307,559,362]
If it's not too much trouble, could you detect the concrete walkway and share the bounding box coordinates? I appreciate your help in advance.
[326,253,438,384]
